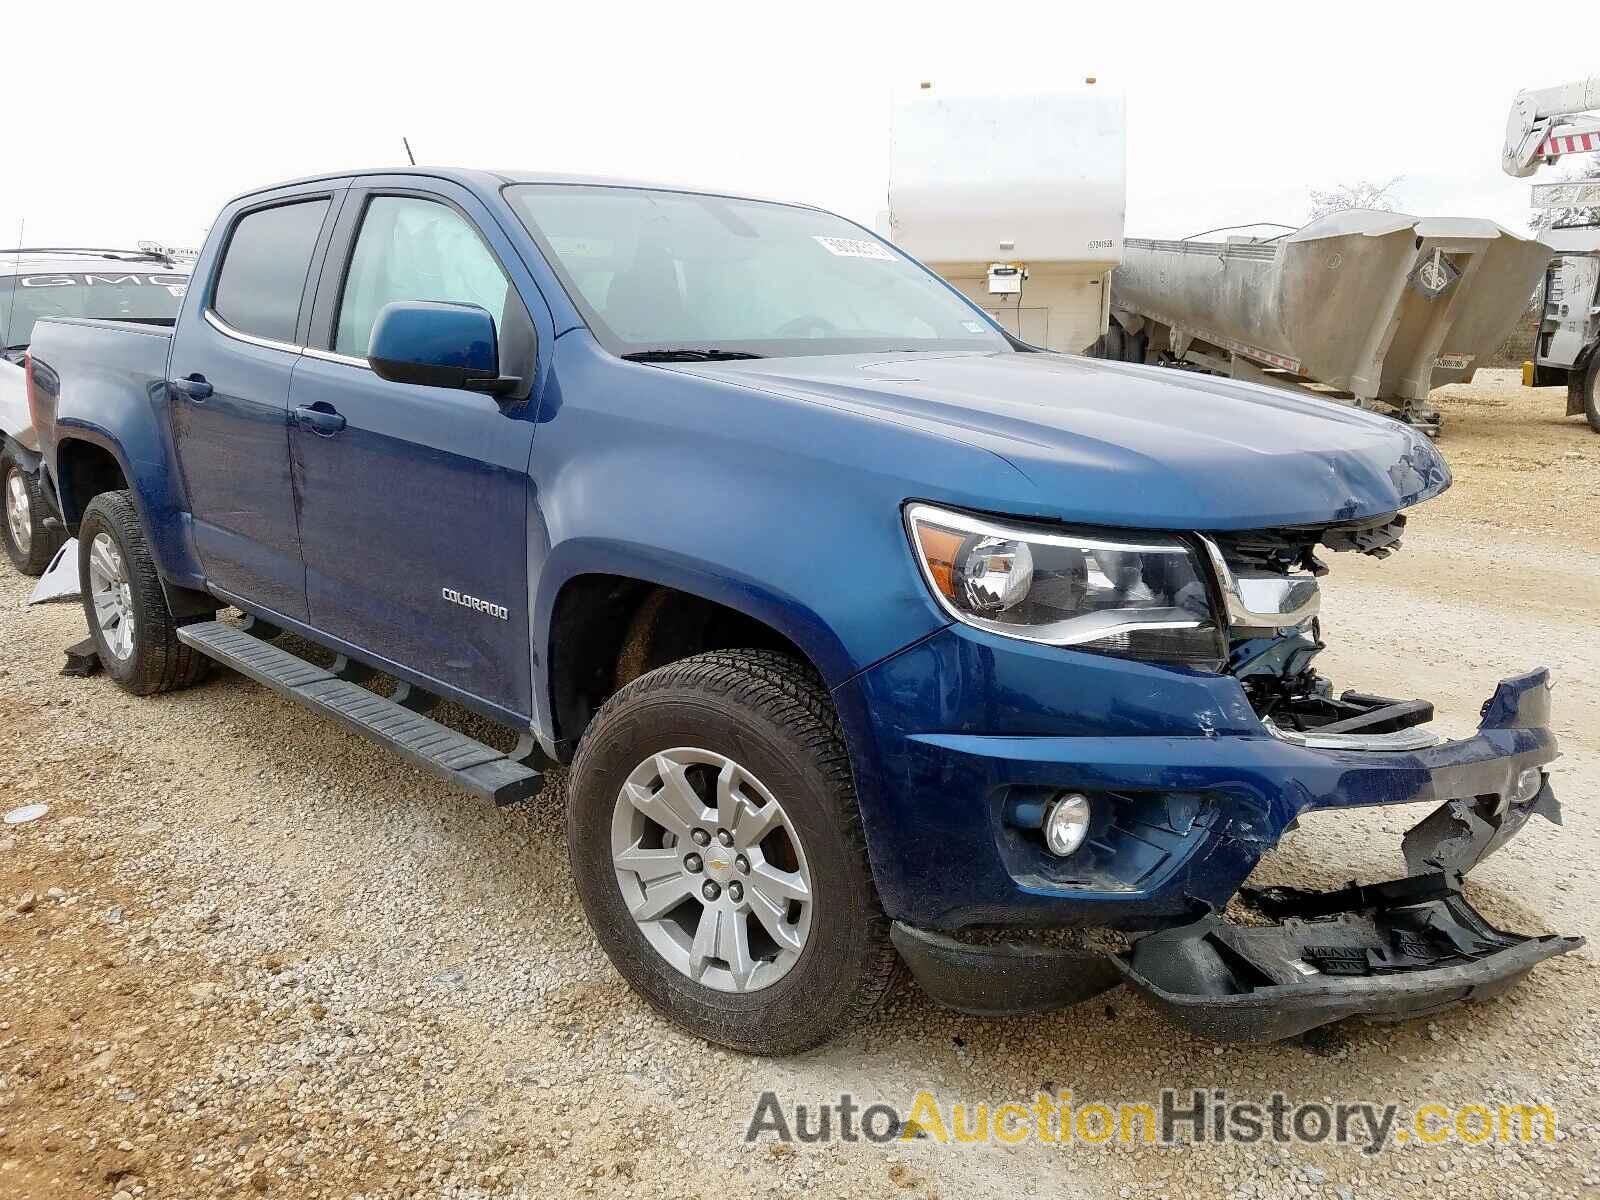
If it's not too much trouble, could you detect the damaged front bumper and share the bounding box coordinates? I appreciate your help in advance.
[885,669,1583,1041]
[1115,873,1581,1043]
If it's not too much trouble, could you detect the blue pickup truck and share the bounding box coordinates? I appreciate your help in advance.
[25,169,1578,1053]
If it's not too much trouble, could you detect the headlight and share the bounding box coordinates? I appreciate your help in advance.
[904,503,1224,668]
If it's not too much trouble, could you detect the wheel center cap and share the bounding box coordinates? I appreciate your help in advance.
[703,855,736,882]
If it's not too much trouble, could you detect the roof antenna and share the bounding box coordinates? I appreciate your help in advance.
[402,137,417,166]
[3,220,22,350]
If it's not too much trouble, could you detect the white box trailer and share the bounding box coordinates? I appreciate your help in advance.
[886,85,1125,354]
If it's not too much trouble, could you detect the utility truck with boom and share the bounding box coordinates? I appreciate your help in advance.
[23,169,1580,1053]
[1504,76,1600,430]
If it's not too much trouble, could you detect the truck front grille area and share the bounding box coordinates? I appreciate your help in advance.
[1206,510,1436,735]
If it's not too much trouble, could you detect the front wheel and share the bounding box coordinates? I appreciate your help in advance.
[78,490,210,695]
[567,649,897,1054]
[2,448,65,576]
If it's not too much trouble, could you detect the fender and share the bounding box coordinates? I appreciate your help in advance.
[1,436,42,473]
[522,332,1039,754]
[29,315,207,590]
[51,418,207,593]
[532,534,861,746]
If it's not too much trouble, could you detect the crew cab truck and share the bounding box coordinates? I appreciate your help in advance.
[26,170,1580,1053]
[1,249,190,573]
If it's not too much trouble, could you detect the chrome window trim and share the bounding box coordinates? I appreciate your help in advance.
[203,309,371,370]
[302,345,371,369]
[203,307,302,355]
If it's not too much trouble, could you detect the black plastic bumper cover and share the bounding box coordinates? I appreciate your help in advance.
[890,923,1124,1017]
[895,876,1582,1041]
[1117,876,1581,1042]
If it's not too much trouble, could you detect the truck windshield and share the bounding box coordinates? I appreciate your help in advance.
[506,184,1009,359]
[0,272,188,350]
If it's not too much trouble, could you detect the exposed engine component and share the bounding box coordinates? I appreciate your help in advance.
[1209,512,1407,577]
[1211,512,1430,735]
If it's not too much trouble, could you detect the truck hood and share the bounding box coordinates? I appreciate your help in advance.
[663,351,1451,530]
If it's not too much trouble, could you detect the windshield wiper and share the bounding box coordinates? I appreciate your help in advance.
[621,349,764,362]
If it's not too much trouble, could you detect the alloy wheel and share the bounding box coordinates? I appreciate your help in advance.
[88,532,135,660]
[611,747,813,993]
[5,470,31,555]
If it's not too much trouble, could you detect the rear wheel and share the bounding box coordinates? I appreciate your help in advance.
[567,649,897,1054]
[78,490,209,695]
[2,448,64,576]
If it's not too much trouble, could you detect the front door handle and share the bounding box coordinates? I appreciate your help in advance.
[293,403,347,436]
[171,374,213,401]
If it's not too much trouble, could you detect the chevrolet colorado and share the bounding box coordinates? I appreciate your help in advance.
[25,170,1579,1053]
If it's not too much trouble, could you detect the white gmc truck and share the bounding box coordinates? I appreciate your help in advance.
[1,249,190,573]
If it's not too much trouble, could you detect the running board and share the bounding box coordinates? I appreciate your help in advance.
[175,621,543,806]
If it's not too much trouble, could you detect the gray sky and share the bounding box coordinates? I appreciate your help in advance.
[5,0,1597,251]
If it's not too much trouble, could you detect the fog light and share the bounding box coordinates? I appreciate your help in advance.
[1043,793,1092,857]
[1511,767,1543,805]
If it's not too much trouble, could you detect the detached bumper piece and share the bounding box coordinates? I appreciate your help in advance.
[891,923,1124,1017]
[896,873,1581,1041]
[1116,872,1582,1043]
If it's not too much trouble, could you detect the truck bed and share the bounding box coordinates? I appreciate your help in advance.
[27,317,174,459]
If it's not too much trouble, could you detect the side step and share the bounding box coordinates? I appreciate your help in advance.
[176,621,543,806]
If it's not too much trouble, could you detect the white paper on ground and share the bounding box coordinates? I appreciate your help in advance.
[29,538,80,604]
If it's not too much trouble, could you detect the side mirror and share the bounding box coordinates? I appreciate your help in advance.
[367,301,518,395]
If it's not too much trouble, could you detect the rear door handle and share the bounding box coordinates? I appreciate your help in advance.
[293,404,346,436]
[171,374,213,401]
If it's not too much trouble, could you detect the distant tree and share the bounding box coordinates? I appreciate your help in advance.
[1307,176,1405,221]
[1529,152,1600,232]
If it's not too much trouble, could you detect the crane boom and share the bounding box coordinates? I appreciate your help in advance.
[1504,77,1600,177]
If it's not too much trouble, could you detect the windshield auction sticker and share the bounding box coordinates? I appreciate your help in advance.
[812,236,896,261]
[743,1089,1557,1154]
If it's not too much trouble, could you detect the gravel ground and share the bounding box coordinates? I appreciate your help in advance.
[2,371,1598,1199]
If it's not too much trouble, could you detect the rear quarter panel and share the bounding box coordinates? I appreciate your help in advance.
[29,318,204,586]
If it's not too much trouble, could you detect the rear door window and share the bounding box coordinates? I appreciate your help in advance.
[212,199,330,344]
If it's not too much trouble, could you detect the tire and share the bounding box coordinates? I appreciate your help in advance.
[78,490,210,695]
[1583,356,1600,435]
[2,447,65,576]
[567,649,897,1054]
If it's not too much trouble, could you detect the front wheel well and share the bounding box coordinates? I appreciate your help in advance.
[54,438,130,530]
[548,575,824,759]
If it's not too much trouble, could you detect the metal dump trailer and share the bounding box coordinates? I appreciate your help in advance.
[1107,210,1552,434]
